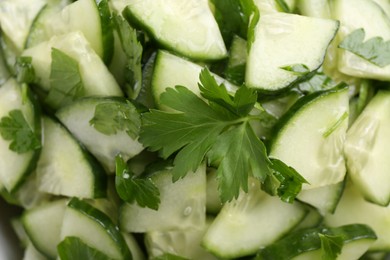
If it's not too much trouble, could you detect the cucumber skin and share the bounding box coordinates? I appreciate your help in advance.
[66,197,132,260]
[256,224,377,259]
[95,0,114,65]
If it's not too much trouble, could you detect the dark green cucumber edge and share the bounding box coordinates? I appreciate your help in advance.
[95,0,114,65]
[256,224,377,259]
[66,197,132,259]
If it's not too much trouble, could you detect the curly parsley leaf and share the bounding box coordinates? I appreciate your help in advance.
[338,28,390,67]
[113,14,143,99]
[45,48,84,108]
[0,109,41,154]
[115,154,160,210]
[140,68,273,202]
[262,158,308,203]
[57,236,111,260]
[319,233,343,260]
[89,100,141,139]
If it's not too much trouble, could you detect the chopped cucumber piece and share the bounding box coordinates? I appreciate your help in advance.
[246,12,339,92]
[151,50,237,109]
[344,90,390,206]
[60,197,132,260]
[22,31,122,98]
[36,117,107,198]
[0,78,41,193]
[123,0,227,60]
[324,180,390,251]
[22,199,67,258]
[119,164,206,232]
[334,0,390,80]
[270,86,349,190]
[202,178,308,258]
[56,97,144,173]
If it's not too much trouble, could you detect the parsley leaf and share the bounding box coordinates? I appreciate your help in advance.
[115,154,160,210]
[281,64,310,76]
[0,109,41,154]
[113,14,143,99]
[89,100,141,139]
[140,69,272,202]
[263,158,308,203]
[319,233,343,260]
[57,236,111,260]
[45,48,84,109]
[338,28,390,67]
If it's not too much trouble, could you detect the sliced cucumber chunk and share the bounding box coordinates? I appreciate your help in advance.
[22,199,67,258]
[202,179,308,258]
[297,181,345,215]
[119,164,206,232]
[344,90,390,206]
[56,97,144,173]
[22,31,122,98]
[334,0,390,80]
[30,0,114,63]
[0,0,46,52]
[324,180,390,251]
[145,217,217,260]
[60,197,132,260]
[123,0,227,60]
[36,116,107,198]
[151,50,237,109]
[246,12,339,92]
[270,86,349,190]
[0,78,41,193]
[256,224,377,260]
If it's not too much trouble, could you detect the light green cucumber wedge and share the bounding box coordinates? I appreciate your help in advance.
[270,86,349,190]
[123,0,227,60]
[36,117,107,198]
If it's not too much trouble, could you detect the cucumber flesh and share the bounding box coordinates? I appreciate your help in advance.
[246,12,339,92]
[0,78,41,192]
[202,178,308,258]
[123,0,227,60]
[36,117,107,198]
[56,97,144,173]
[119,164,206,232]
[344,91,390,206]
[270,87,349,190]
[22,199,67,258]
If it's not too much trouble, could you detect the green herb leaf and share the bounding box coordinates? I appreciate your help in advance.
[89,101,141,139]
[113,14,143,99]
[45,48,84,109]
[319,233,343,260]
[297,72,337,94]
[14,56,35,84]
[115,154,160,210]
[207,122,271,201]
[151,253,189,260]
[263,158,308,203]
[57,236,111,260]
[140,69,271,202]
[338,28,390,67]
[0,109,40,154]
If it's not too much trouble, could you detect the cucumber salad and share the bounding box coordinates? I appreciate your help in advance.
[1,0,390,259]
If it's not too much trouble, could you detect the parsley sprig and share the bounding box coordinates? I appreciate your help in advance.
[140,69,306,203]
[0,109,41,154]
[115,154,160,210]
[339,28,390,67]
